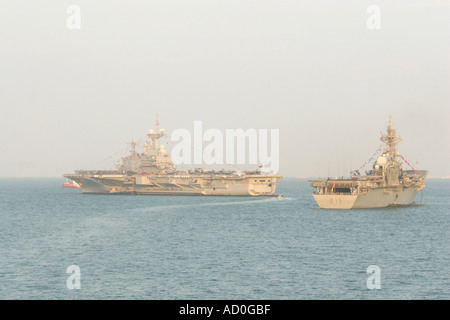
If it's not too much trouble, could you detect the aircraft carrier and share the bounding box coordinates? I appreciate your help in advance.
[309,116,427,209]
[64,117,282,196]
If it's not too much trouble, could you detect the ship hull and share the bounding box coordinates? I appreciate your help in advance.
[64,174,280,197]
[313,187,420,209]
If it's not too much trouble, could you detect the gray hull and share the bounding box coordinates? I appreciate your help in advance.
[65,174,280,197]
[313,187,420,209]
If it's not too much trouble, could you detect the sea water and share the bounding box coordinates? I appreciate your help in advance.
[0,178,448,299]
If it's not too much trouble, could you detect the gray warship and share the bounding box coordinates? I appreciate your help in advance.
[310,116,428,209]
[64,118,282,196]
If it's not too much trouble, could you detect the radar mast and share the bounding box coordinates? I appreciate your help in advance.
[380,115,403,161]
[147,114,166,156]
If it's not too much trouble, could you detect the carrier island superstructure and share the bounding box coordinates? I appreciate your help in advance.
[64,118,282,196]
[310,116,427,209]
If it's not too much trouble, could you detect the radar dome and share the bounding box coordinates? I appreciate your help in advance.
[149,129,154,134]
[376,156,387,166]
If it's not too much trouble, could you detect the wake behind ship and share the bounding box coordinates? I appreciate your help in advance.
[309,116,428,209]
[64,117,282,196]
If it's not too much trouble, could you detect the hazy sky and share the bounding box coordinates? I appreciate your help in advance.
[0,0,449,178]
